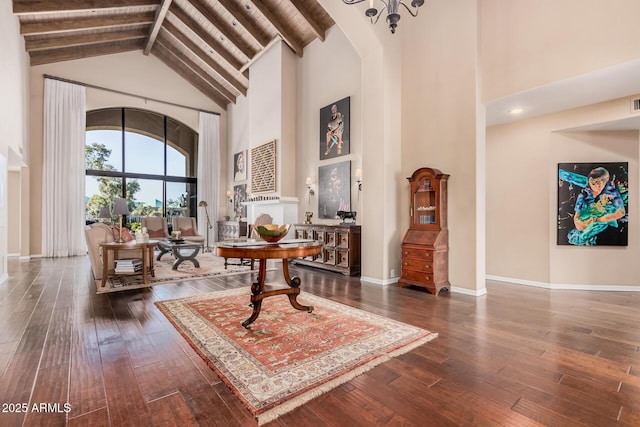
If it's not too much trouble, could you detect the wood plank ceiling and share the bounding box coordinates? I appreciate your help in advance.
[12,0,335,108]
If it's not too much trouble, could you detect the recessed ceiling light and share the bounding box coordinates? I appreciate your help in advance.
[509,107,524,115]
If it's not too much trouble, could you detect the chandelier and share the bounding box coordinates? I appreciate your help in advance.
[342,0,425,34]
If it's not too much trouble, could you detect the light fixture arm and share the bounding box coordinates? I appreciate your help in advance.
[342,0,424,33]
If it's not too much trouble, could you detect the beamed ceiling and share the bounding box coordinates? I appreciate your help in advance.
[12,0,335,108]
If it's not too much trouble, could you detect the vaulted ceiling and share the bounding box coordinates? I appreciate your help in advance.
[12,0,335,108]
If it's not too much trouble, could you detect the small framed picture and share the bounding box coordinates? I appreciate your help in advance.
[233,150,247,182]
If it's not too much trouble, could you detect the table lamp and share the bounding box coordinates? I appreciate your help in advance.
[98,206,111,223]
[113,197,130,243]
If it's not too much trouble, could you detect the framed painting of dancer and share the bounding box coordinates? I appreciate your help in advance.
[320,96,350,160]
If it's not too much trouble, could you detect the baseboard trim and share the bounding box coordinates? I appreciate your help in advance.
[450,286,487,297]
[360,276,395,286]
[486,275,640,292]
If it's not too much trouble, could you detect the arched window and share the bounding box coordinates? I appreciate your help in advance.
[85,108,198,227]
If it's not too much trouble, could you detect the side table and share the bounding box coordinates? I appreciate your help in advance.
[98,240,158,293]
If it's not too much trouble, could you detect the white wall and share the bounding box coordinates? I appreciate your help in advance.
[481,0,640,102]
[550,130,638,286]
[0,3,29,273]
[482,1,640,289]
[296,26,362,222]
[487,95,640,288]
[401,0,482,292]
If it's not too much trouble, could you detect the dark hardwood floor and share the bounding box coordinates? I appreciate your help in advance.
[0,255,639,426]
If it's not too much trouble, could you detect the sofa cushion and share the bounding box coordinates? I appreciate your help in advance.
[180,227,196,236]
[147,228,165,238]
[112,226,134,242]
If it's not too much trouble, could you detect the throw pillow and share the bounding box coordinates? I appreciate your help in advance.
[180,227,196,236]
[112,226,134,242]
[147,228,165,238]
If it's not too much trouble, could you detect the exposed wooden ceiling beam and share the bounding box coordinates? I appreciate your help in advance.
[169,4,246,74]
[25,28,148,52]
[20,11,155,35]
[156,34,236,103]
[290,1,326,42]
[144,0,173,55]
[152,42,229,107]
[249,0,303,57]
[163,21,247,96]
[187,0,256,60]
[216,0,270,47]
[29,38,143,66]
[13,0,157,14]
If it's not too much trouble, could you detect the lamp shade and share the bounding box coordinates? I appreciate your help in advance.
[199,200,208,207]
[98,207,111,219]
[113,198,130,215]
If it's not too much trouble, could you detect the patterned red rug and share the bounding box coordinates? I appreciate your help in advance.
[155,288,437,425]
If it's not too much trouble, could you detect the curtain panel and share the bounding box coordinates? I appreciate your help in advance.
[42,78,87,257]
[197,112,220,247]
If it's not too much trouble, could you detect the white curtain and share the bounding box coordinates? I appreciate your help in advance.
[42,78,87,257]
[197,112,220,246]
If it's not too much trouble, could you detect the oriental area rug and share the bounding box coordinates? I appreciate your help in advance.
[107,253,270,289]
[155,288,438,425]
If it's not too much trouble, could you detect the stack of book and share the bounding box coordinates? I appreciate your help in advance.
[114,258,143,274]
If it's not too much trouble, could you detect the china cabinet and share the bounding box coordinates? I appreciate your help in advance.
[398,167,449,295]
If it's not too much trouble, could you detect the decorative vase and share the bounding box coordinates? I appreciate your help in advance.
[304,211,313,224]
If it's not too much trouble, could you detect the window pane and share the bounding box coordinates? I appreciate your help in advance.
[85,175,122,222]
[166,181,197,219]
[124,131,164,175]
[167,145,186,177]
[167,117,197,177]
[86,108,198,223]
[128,178,163,224]
[86,130,122,172]
[124,110,165,175]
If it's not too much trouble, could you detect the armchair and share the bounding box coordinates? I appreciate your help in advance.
[172,217,205,249]
[141,216,170,239]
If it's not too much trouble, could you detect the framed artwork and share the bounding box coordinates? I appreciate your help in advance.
[251,140,276,193]
[320,96,350,160]
[557,162,628,246]
[233,150,246,182]
[233,184,247,220]
[318,160,351,219]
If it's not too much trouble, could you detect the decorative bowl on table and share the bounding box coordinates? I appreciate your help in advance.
[256,224,291,243]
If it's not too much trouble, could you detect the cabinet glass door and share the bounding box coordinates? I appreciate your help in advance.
[413,178,437,226]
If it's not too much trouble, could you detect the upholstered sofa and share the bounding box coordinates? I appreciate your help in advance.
[84,223,142,286]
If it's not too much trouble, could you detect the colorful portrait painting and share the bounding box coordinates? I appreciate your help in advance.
[557,162,628,246]
[318,161,351,219]
[233,184,247,220]
[319,97,350,160]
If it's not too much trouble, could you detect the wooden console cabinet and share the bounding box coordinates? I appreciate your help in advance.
[293,224,361,276]
[398,167,450,295]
